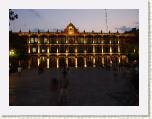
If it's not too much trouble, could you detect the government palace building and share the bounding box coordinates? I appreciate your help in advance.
[17,22,138,69]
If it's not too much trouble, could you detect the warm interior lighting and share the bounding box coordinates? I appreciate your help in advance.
[66,57,68,67]
[47,47,49,53]
[93,46,95,53]
[110,46,112,54]
[75,57,77,68]
[84,57,87,68]
[102,57,104,66]
[38,58,40,66]
[38,46,40,53]
[9,49,15,56]
[47,58,49,69]
[57,57,59,68]
[118,57,121,64]
[28,47,30,54]
[93,57,96,67]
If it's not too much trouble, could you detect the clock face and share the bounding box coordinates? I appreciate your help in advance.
[68,26,74,35]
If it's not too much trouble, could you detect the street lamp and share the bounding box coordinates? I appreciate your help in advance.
[9,49,16,57]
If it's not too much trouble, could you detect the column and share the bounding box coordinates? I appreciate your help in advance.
[57,56,59,68]
[28,36,30,53]
[38,35,40,54]
[47,57,49,69]
[38,57,40,66]
[84,35,86,44]
[110,40,112,55]
[102,56,104,66]
[75,57,77,68]
[66,46,68,67]
[47,46,49,54]
[84,57,87,68]
[118,38,120,55]
[75,46,77,68]
[118,56,121,64]
[93,56,96,67]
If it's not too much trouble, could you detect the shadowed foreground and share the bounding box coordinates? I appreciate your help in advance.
[9,67,138,106]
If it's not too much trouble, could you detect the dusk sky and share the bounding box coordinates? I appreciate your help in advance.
[10,9,139,33]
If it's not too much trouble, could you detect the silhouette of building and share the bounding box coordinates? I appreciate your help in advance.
[17,22,138,69]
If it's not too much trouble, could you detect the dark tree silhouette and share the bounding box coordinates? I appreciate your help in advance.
[9,9,18,21]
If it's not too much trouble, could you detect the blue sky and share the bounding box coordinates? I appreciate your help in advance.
[10,9,139,33]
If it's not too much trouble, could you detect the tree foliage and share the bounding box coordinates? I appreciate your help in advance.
[9,9,18,21]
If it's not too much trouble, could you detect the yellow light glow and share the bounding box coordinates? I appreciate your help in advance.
[102,46,103,53]
[118,46,120,53]
[47,58,49,69]
[102,57,104,66]
[110,46,112,54]
[38,58,40,66]
[75,57,77,68]
[28,47,30,54]
[93,46,95,53]
[9,49,15,56]
[84,57,87,68]
[57,57,59,68]
[118,57,121,64]
[66,57,68,67]
[75,48,77,53]
[93,57,96,67]
[47,47,49,53]
[38,46,40,53]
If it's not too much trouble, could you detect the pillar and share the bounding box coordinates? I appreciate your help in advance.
[75,57,77,68]
[102,56,104,66]
[57,57,59,68]
[84,57,87,68]
[66,57,68,67]
[47,47,49,53]
[28,45,30,54]
[93,56,96,67]
[118,56,121,64]
[110,40,112,55]
[102,45,103,54]
[38,45,40,53]
[38,57,40,66]
[47,57,49,69]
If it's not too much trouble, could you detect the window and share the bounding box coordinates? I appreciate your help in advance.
[42,49,46,53]
[35,38,38,43]
[32,47,36,53]
[44,38,48,43]
[31,38,34,43]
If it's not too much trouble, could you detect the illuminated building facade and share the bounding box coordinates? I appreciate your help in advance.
[18,23,137,69]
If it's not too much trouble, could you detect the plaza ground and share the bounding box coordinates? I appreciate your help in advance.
[9,67,138,106]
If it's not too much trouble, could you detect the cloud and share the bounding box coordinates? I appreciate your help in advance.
[28,9,41,18]
[115,26,132,32]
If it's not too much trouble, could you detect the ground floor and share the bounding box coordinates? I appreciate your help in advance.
[27,54,128,69]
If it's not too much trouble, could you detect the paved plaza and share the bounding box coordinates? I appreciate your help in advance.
[9,67,138,106]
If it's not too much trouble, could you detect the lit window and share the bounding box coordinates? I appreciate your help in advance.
[42,49,45,53]
[44,38,48,43]
[32,48,36,53]
[68,26,74,35]
[35,38,38,43]
[31,38,34,43]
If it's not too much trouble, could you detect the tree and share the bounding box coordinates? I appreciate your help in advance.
[9,9,18,25]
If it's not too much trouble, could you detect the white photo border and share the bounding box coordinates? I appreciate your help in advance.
[0,0,148,116]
